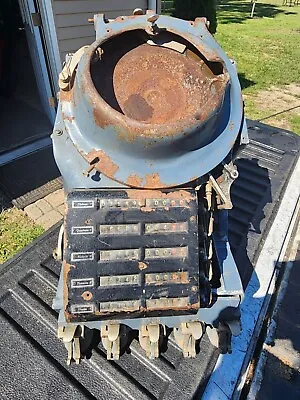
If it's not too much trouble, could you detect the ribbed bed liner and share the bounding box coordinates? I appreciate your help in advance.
[0,121,298,399]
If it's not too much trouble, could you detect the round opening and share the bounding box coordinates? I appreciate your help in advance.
[90,30,227,127]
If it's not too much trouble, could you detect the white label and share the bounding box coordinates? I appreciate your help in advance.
[72,200,94,209]
[70,304,94,314]
[71,278,94,288]
[71,252,94,262]
[72,226,94,235]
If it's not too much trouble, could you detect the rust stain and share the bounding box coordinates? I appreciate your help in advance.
[84,39,229,143]
[126,174,143,187]
[141,205,154,213]
[85,149,119,177]
[111,44,226,126]
[59,89,73,102]
[149,272,190,286]
[138,262,148,271]
[94,300,200,316]
[216,175,225,184]
[126,189,194,202]
[82,291,93,301]
[114,15,140,23]
[144,301,200,312]
[93,108,110,129]
[144,173,168,189]
[63,261,75,321]
[62,112,75,122]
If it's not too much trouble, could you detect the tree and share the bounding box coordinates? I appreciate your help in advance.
[173,0,217,34]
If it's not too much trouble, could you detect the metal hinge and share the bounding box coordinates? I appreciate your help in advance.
[31,12,42,27]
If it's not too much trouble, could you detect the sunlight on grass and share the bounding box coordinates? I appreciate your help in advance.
[0,208,44,264]
[216,1,300,92]
[215,0,300,132]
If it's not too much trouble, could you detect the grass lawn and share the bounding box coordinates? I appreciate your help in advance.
[0,207,44,264]
[216,0,300,132]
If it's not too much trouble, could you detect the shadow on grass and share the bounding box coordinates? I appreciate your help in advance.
[217,0,294,25]
[238,73,256,90]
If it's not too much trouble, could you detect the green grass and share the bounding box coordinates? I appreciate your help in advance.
[0,208,44,264]
[215,0,300,132]
[290,114,300,133]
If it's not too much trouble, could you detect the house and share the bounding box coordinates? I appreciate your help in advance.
[0,0,161,165]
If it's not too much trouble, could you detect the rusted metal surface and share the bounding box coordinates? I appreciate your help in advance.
[126,174,143,187]
[87,31,229,141]
[63,261,74,322]
[126,188,193,202]
[97,43,226,126]
[143,173,173,189]
[81,291,93,301]
[85,149,119,178]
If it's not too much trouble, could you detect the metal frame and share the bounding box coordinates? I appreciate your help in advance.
[0,137,52,167]
[203,155,300,399]
[38,0,62,93]
[0,0,57,166]
[148,0,161,12]
[18,0,56,124]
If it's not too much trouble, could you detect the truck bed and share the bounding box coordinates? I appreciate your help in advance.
[0,121,299,399]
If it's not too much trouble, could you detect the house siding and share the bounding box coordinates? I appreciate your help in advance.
[52,0,155,62]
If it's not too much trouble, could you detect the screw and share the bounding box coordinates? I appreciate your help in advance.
[230,170,239,179]
[54,129,63,136]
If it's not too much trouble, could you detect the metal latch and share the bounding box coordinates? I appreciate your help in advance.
[59,46,89,91]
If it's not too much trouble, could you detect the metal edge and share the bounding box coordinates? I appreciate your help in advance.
[202,154,300,400]
[247,206,300,399]
[0,137,52,167]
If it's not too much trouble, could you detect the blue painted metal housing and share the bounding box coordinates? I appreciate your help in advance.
[52,12,246,189]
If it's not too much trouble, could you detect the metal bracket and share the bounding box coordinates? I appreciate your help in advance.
[139,324,161,359]
[53,223,64,261]
[58,325,83,365]
[206,318,242,354]
[209,162,239,210]
[174,322,203,358]
[101,324,120,360]
[59,46,89,91]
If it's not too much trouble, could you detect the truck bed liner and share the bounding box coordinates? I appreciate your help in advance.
[0,121,299,399]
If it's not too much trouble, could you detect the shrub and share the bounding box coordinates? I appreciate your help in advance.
[173,0,217,34]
